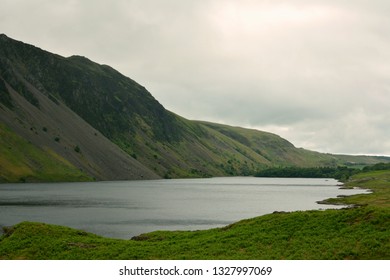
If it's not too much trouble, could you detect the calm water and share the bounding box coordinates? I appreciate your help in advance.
[0,177,368,239]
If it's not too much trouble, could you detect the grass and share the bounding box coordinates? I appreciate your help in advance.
[322,170,390,208]
[0,170,389,259]
[0,124,91,183]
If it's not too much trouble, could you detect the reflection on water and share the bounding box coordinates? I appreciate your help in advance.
[0,177,368,239]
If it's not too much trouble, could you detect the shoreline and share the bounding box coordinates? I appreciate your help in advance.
[1,170,388,259]
[1,177,371,240]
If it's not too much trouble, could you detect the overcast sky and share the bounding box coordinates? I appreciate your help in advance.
[2,0,390,156]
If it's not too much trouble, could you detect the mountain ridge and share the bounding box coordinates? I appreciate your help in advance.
[1,34,389,182]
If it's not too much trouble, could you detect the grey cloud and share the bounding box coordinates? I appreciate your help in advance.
[1,0,390,155]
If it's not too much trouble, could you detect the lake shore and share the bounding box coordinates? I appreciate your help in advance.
[0,170,389,259]
[0,177,357,239]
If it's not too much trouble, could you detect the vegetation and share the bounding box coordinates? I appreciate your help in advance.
[1,169,389,259]
[362,162,390,172]
[0,124,91,183]
[1,34,390,182]
[321,169,390,208]
[74,145,81,153]
[255,163,390,181]
[255,166,359,181]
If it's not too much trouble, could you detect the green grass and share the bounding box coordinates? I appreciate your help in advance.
[0,207,388,260]
[0,124,92,183]
[322,170,390,208]
[0,170,389,260]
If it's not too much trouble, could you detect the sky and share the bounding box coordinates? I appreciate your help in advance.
[1,0,390,156]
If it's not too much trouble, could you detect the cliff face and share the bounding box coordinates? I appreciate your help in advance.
[0,34,160,181]
[1,34,389,182]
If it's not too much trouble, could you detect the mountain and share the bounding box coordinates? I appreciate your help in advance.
[0,34,159,182]
[1,34,389,182]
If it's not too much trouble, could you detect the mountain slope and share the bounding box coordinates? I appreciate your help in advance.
[1,34,389,182]
[0,35,159,182]
[0,123,91,183]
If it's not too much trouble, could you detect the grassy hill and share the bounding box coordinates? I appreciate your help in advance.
[0,123,91,183]
[1,33,390,182]
[1,169,388,259]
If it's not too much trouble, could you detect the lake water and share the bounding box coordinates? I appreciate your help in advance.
[0,177,368,239]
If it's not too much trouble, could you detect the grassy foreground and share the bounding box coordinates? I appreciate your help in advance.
[0,171,389,260]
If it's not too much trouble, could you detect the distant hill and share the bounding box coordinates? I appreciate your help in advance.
[1,34,389,182]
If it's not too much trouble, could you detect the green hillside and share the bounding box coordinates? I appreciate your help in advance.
[1,33,390,182]
[0,124,91,183]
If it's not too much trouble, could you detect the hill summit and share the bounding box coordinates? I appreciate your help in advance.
[0,34,388,182]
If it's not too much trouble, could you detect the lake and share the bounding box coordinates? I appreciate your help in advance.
[0,177,368,239]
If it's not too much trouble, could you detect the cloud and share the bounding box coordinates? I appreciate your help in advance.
[1,0,390,155]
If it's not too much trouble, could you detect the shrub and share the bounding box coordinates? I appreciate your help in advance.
[74,145,81,153]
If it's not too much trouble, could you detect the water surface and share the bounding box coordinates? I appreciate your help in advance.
[0,177,367,239]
